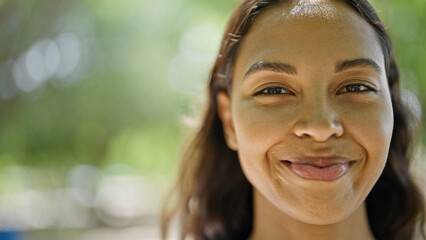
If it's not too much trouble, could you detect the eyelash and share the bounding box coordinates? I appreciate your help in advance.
[254,83,376,96]
[336,84,376,94]
[254,87,294,96]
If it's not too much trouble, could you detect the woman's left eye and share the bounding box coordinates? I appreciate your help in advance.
[337,84,375,94]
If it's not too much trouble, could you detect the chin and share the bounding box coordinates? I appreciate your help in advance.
[297,211,352,226]
[280,199,360,226]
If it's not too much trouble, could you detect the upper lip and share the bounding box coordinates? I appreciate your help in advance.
[282,155,355,168]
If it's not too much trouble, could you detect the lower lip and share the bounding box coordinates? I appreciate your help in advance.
[282,161,352,181]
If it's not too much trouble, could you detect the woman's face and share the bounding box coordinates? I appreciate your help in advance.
[218,1,394,224]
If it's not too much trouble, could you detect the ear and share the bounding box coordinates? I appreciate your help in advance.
[217,91,238,151]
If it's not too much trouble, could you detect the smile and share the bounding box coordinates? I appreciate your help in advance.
[281,156,356,181]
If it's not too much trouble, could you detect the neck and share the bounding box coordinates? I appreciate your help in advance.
[249,190,375,240]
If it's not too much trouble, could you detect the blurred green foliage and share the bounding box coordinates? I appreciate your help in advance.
[0,0,425,179]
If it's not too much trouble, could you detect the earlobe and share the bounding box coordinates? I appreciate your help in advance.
[217,91,238,151]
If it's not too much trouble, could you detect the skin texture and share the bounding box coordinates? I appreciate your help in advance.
[217,1,394,239]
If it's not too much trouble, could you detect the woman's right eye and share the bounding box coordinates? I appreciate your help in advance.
[255,87,294,96]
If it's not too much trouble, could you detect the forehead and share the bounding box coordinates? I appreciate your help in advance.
[283,0,343,21]
[235,0,383,73]
[257,0,355,25]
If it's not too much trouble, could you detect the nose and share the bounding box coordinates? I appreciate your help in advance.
[293,99,343,142]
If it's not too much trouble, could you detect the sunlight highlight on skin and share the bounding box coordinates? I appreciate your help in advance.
[284,0,339,21]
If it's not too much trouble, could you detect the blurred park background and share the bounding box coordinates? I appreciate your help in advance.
[0,0,425,239]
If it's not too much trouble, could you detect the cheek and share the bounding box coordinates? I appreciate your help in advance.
[233,102,297,157]
[342,100,393,154]
[340,100,394,188]
[232,101,298,187]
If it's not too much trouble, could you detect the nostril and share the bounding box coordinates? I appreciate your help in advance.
[293,122,344,142]
[292,109,344,141]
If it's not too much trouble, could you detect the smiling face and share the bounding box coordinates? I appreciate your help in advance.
[217,0,394,225]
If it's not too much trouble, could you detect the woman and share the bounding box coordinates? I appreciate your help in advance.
[162,0,426,239]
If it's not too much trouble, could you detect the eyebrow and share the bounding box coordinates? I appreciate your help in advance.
[245,61,297,77]
[335,58,382,74]
[243,58,382,79]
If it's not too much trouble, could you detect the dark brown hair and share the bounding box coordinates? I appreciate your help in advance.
[161,0,426,239]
